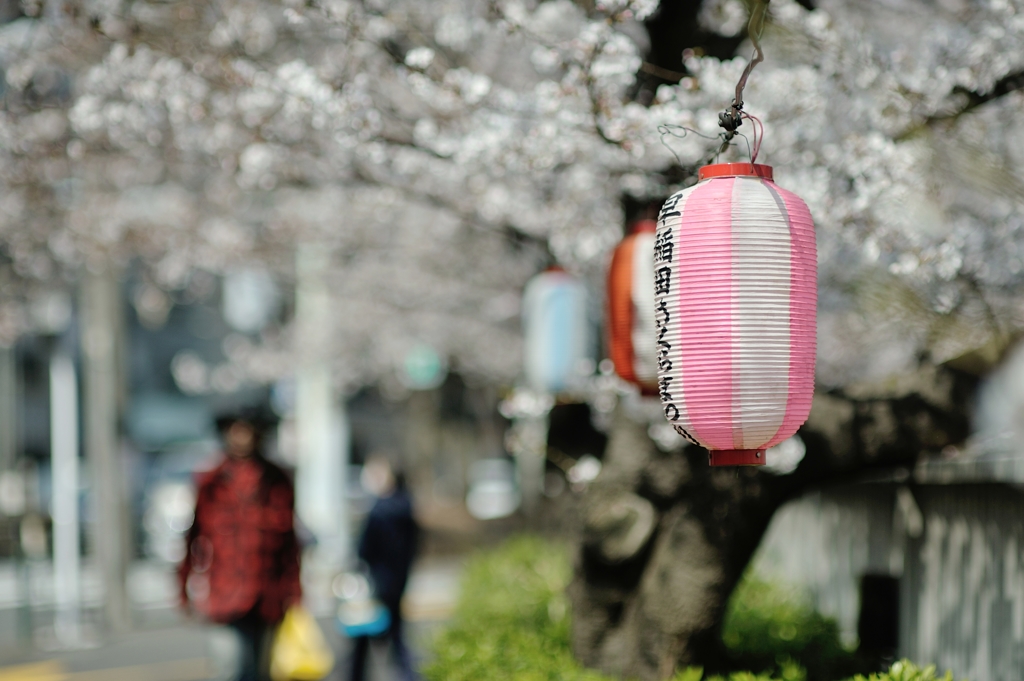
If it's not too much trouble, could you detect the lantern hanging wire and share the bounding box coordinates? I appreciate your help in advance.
[716,0,769,161]
[658,0,771,167]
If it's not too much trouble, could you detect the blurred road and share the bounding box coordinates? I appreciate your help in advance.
[0,557,462,680]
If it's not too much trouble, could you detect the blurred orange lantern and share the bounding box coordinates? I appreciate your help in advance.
[607,219,657,394]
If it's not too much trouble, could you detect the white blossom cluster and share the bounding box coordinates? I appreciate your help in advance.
[634,0,1024,384]
[0,0,1022,392]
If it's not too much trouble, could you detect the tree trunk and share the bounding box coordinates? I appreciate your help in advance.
[570,361,978,680]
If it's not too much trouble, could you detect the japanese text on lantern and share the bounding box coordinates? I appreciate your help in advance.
[655,194,678,422]
[655,192,699,446]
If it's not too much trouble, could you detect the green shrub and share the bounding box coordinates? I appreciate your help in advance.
[673,660,956,681]
[423,535,612,681]
[720,576,864,681]
[425,537,795,681]
[848,660,956,681]
[424,537,958,681]
[673,662,806,681]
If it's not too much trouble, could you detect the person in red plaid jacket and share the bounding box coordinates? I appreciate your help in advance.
[178,409,301,681]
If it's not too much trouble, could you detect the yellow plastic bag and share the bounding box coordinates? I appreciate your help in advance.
[269,605,336,681]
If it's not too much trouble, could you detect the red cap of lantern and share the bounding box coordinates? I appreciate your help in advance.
[607,219,658,394]
[655,163,817,466]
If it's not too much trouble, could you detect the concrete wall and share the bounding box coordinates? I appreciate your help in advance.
[752,483,1024,681]
[903,485,1024,681]
[753,485,898,646]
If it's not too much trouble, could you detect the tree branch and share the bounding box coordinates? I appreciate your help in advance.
[772,360,980,502]
[930,68,1024,125]
[639,61,684,83]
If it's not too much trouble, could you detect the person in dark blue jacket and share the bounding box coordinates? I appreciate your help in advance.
[349,455,420,681]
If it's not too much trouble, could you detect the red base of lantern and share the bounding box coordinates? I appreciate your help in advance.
[708,449,766,466]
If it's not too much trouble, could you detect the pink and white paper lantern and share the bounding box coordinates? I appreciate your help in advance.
[655,163,817,466]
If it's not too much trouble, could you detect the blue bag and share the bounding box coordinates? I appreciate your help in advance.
[333,571,392,638]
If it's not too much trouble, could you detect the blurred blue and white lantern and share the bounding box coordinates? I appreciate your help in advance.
[522,267,594,393]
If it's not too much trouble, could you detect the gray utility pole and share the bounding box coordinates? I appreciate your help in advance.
[81,266,130,632]
[294,245,349,583]
[50,349,80,646]
[0,347,16,471]
[511,412,548,515]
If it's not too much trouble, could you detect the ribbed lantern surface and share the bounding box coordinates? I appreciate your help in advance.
[607,220,658,393]
[655,163,817,466]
